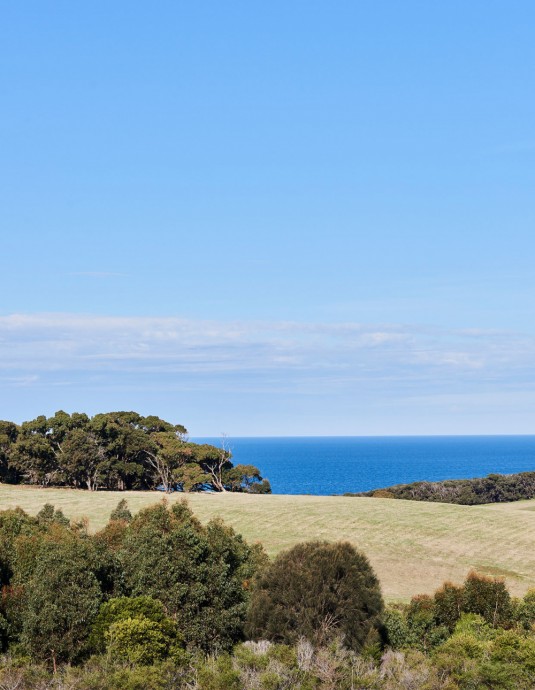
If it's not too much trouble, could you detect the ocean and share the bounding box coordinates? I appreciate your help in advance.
[193,436,535,495]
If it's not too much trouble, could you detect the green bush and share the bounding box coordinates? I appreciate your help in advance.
[89,596,173,653]
[433,624,535,690]
[246,541,384,650]
[462,571,512,627]
[514,588,535,630]
[196,655,243,690]
[106,617,170,665]
[433,581,464,632]
[109,499,132,523]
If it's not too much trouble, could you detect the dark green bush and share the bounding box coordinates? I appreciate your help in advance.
[433,581,464,631]
[246,540,383,650]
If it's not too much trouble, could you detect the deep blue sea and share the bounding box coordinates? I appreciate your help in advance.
[193,436,535,495]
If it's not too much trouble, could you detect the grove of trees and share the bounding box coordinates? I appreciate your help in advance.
[0,411,271,493]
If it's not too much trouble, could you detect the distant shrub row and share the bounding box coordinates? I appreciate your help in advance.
[346,471,535,505]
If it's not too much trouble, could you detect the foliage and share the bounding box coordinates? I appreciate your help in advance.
[246,540,384,650]
[106,616,176,666]
[384,572,519,656]
[89,596,173,653]
[36,502,70,527]
[350,471,535,505]
[117,501,263,652]
[1,497,535,687]
[109,498,133,522]
[462,571,512,627]
[433,581,464,631]
[433,623,535,689]
[0,500,263,663]
[514,588,535,630]
[18,530,103,667]
[0,410,270,493]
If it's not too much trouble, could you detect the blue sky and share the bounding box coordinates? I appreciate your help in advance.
[1,2,535,435]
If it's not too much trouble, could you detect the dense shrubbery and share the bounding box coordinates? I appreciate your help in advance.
[383,571,523,654]
[0,411,270,493]
[0,500,264,666]
[1,630,534,689]
[348,471,535,504]
[0,501,534,688]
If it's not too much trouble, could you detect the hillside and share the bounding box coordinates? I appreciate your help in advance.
[1,484,534,600]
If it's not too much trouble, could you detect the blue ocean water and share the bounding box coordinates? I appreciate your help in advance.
[193,436,535,495]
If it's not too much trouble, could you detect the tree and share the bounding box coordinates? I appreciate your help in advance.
[462,571,512,627]
[59,428,107,491]
[117,501,263,652]
[0,411,269,493]
[246,541,384,650]
[90,412,150,490]
[433,581,464,632]
[0,421,18,481]
[193,443,233,492]
[19,533,102,669]
[144,432,190,493]
[223,464,271,493]
[109,499,133,523]
[10,433,57,486]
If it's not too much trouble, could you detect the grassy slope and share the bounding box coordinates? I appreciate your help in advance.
[1,484,534,601]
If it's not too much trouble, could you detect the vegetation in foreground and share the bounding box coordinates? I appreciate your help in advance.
[0,411,271,493]
[0,501,534,688]
[349,471,535,505]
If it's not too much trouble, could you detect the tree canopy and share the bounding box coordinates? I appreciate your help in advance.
[0,500,265,661]
[0,411,270,493]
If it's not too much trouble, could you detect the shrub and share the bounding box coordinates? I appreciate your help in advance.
[245,541,383,650]
[406,595,449,651]
[106,617,171,666]
[372,489,395,498]
[18,533,102,668]
[109,499,132,523]
[433,581,464,632]
[383,607,411,649]
[462,571,512,627]
[89,596,174,653]
[514,588,535,630]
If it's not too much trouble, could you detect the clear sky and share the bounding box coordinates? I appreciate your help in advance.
[1,2,535,435]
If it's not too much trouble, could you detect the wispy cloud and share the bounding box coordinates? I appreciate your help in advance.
[0,314,534,398]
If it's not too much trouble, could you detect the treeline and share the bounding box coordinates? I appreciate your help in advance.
[347,471,535,505]
[0,410,271,493]
[0,502,534,689]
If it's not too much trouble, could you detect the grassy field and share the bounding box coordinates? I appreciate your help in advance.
[1,484,534,601]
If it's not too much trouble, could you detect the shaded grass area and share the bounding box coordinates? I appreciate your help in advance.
[1,484,534,600]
